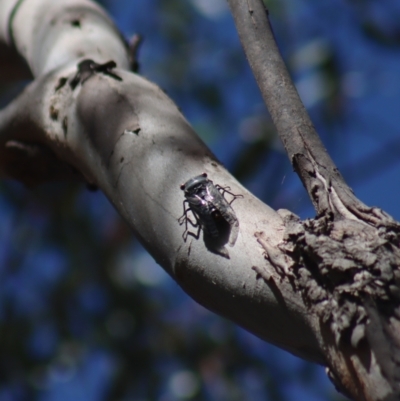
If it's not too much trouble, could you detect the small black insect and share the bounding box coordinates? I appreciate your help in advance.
[178,173,243,246]
[69,59,122,89]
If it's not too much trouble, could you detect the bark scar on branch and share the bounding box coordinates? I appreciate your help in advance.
[254,205,400,399]
[228,2,400,396]
[246,0,256,25]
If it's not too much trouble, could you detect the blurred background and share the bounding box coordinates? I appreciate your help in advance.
[1,0,400,399]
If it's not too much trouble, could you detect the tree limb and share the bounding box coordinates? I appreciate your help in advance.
[3,1,400,399]
[228,1,400,400]
[226,0,397,229]
[0,0,325,366]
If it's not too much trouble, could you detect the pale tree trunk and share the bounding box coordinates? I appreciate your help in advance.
[0,0,399,400]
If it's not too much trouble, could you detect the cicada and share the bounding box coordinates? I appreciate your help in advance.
[178,173,243,246]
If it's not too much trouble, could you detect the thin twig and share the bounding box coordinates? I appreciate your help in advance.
[226,0,370,220]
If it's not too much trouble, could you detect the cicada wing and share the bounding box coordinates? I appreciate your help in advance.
[216,202,239,246]
[218,203,238,226]
[228,226,239,246]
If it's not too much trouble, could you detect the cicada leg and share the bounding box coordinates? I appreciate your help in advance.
[178,201,201,241]
[215,185,244,205]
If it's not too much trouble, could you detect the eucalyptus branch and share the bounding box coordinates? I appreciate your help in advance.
[227,1,400,400]
[226,0,396,227]
[0,0,324,367]
[2,1,400,399]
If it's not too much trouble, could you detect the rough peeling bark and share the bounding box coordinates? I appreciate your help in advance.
[228,0,400,399]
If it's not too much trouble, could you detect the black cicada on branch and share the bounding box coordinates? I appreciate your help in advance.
[178,173,243,246]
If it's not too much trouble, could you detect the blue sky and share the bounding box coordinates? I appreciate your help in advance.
[1,0,400,400]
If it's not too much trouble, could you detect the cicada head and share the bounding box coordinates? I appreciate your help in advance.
[180,173,209,196]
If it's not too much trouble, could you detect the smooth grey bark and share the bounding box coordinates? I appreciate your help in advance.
[5,0,400,399]
[227,1,400,401]
[0,0,325,367]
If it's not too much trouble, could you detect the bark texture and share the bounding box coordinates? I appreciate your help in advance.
[0,0,324,368]
[2,0,400,399]
[227,0,400,400]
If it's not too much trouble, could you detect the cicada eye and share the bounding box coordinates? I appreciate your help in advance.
[201,172,207,178]
[180,184,185,190]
